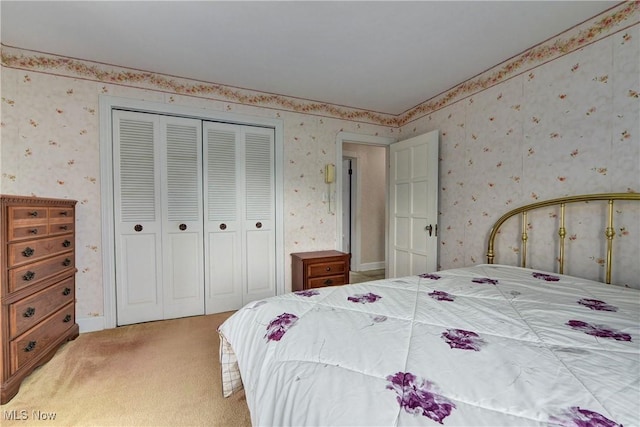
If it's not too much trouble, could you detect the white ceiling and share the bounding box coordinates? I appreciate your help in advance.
[1,1,618,115]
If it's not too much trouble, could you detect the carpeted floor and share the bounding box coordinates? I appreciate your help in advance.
[0,312,251,427]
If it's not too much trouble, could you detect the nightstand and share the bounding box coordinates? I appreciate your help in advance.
[291,250,350,291]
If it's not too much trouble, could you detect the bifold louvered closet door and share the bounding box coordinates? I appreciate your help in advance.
[204,122,276,314]
[113,111,275,326]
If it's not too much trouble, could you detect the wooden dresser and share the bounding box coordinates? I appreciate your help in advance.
[0,195,78,404]
[291,250,350,291]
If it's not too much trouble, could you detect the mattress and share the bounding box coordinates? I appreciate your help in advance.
[218,264,640,426]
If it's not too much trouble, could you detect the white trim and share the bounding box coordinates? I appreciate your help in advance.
[335,132,395,271]
[100,95,285,329]
[77,316,105,333]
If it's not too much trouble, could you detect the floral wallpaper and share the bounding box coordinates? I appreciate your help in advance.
[1,2,639,330]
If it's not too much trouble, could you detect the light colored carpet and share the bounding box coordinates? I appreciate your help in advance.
[0,312,251,427]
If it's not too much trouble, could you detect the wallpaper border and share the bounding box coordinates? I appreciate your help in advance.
[1,1,638,128]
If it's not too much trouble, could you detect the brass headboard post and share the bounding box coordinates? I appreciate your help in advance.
[605,199,615,285]
[558,203,566,274]
[487,193,640,284]
[521,211,528,268]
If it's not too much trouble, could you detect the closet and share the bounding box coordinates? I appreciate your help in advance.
[112,111,275,326]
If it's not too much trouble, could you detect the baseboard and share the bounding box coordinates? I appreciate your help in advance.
[357,262,385,272]
[77,316,106,333]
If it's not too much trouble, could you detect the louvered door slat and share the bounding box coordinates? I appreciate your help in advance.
[118,119,156,222]
[206,128,237,221]
[245,131,274,220]
[166,123,200,222]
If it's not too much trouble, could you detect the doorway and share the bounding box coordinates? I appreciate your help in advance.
[336,130,440,281]
[336,132,395,280]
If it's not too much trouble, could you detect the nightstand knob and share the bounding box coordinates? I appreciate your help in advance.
[323,279,333,286]
[23,307,36,318]
[24,341,37,352]
[326,267,331,271]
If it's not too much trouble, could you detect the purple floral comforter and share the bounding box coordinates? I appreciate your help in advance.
[218,264,639,426]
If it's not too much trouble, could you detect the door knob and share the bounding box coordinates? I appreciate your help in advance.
[179,224,187,231]
[426,224,433,236]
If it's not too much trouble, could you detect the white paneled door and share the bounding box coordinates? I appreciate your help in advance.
[388,130,439,278]
[113,111,275,326]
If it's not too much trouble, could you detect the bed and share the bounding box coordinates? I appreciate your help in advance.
[218,193,640,426]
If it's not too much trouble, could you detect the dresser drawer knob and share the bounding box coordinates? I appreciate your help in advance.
[24,341,37,352]
[23,271,36,281]
[62,287,71,296]
[60,225,69,230]
[22,247,35,257]
[29,211,39,217]
[60,211,69,216]
[30,228,39,235]
[63,314,72,323]
[23,307,36,318]
[326,267,331,271]
[63,258,72,267]
[323,279,333,286]
[62,240,71,248]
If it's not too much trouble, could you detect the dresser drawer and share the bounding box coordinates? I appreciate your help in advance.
[48,208,75,236]
[9,277,75,339]
[8,207,48,242]
[9,206,49,223]
[48,207,74,222]
[9,224,48,241]
[8,252,74,293]
[10,303,75,374]
[308,274,347,288]
[8,235,74,267]
[308,260,348,278]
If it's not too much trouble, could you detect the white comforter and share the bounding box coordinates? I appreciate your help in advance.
[218,265,640,426]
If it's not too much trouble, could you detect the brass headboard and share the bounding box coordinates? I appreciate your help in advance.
[486,193,640,284]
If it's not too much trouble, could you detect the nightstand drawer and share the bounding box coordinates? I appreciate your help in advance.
[308,274,347,289]
[308,260,347,278]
